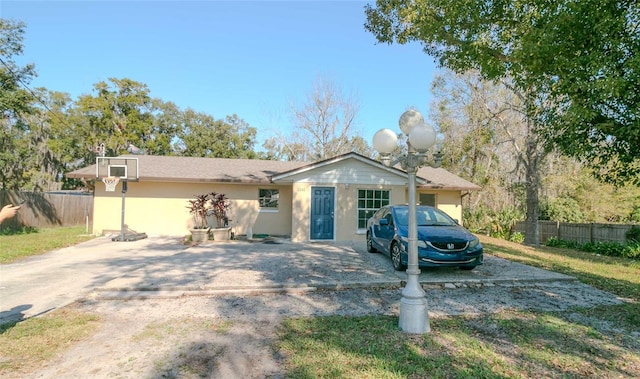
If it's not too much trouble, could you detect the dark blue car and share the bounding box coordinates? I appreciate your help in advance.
[366,205,483,271]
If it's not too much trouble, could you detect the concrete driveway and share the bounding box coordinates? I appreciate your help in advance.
[0,235,573,323]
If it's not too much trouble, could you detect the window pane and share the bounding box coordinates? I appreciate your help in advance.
[357,189,390,229]
[419,193,436,206]
[259,189,279,208]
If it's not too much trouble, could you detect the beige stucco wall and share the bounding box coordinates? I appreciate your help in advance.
[91,156,468,242]
[284,157,467,242]
[417,189,464,225]
[93,181,292,237]
[290,183,463,242]
[293,182,404,242]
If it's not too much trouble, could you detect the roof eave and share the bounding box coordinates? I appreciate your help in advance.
[272,152,409,182]
[417,184,481,191]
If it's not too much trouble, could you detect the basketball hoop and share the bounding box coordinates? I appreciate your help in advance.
[102,177,120,192]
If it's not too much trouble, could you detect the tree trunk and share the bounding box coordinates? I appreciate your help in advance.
[523,133,540,246]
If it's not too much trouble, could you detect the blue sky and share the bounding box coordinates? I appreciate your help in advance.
[2,1,439,150]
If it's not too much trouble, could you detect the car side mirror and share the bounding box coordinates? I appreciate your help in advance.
[454,219,459,225]
[379,218,389,226]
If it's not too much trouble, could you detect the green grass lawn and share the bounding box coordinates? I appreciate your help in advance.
[480,235,640,302]
[0,226,95,264]
[0,308,101,375]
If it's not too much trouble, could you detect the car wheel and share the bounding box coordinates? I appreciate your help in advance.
[460,266,476,271]
[390,242,406,271]
[366,232,377,253]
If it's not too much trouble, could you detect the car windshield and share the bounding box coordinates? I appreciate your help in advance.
[392,207,456,227]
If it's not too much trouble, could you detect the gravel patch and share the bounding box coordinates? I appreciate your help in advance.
[22,280,623,379]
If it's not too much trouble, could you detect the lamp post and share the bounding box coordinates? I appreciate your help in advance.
[372,109,443,334]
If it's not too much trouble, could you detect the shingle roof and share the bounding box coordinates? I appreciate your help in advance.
[416,166,481,191]
[66,153,480,190]
[66,155,309,183]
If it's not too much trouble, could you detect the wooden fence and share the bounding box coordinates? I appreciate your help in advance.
[0,190,93,231]
[514,220,637,244]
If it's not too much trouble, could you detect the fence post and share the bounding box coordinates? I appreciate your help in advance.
[590,223,594,243]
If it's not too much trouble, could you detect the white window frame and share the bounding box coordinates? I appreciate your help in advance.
[258,188,279,212]
[357,189,391,232]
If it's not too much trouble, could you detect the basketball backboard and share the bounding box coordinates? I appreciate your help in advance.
[96,157,139,181]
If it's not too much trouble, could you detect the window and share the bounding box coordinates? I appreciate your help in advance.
[259,189,279,209]
[357,189,390,229]
[419,193,436,206]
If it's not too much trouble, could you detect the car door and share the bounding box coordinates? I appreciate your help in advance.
[375,210,396,252]
[370,208,387,249]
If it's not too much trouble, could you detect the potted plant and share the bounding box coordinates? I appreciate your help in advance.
[210,192,230,227]
[209,192,232,241]
[186,193,212,242]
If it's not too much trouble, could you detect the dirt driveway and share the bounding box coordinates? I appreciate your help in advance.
[1,235,572,322]
[1,236,624,378]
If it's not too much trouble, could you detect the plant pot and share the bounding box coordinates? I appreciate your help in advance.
[212,227,231,241]
[190,228,209,243]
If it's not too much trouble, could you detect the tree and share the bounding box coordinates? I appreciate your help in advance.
[364,0,640,184]
[263,75,372,161]
[364,0,639,244]
[541,155,640,223]
[430,70,534,237]
[174,110,258,158]
[0,19,37,190]
[529,1,640,184]
[67,78,156,170]
[20,89,76,191]
[429,68,547,244]
[431,71,517,189]
[432,70,640,231]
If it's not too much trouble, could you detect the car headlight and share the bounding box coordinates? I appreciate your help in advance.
[400,236,427,248]
[468,238,480,249]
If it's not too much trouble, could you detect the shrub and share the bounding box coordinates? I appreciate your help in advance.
[621,241,640,259]
[490,206,523,238]
[509,232,525,243]
[186,192,231,229]
[540,197,584,222]
[209,192,231,227]
[186,193,212,229]
[546,237,580,249]
[0,225,38,236]
[547,238,640,259]
[581,241,626,257]
[463,206,489,234]
[626,226,640,242]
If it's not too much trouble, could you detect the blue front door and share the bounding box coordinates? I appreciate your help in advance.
[310,187,334,240]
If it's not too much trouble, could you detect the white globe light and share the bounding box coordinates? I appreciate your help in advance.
[398,109,424,136]
[372,128,398,154]
[408,123,436,152]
